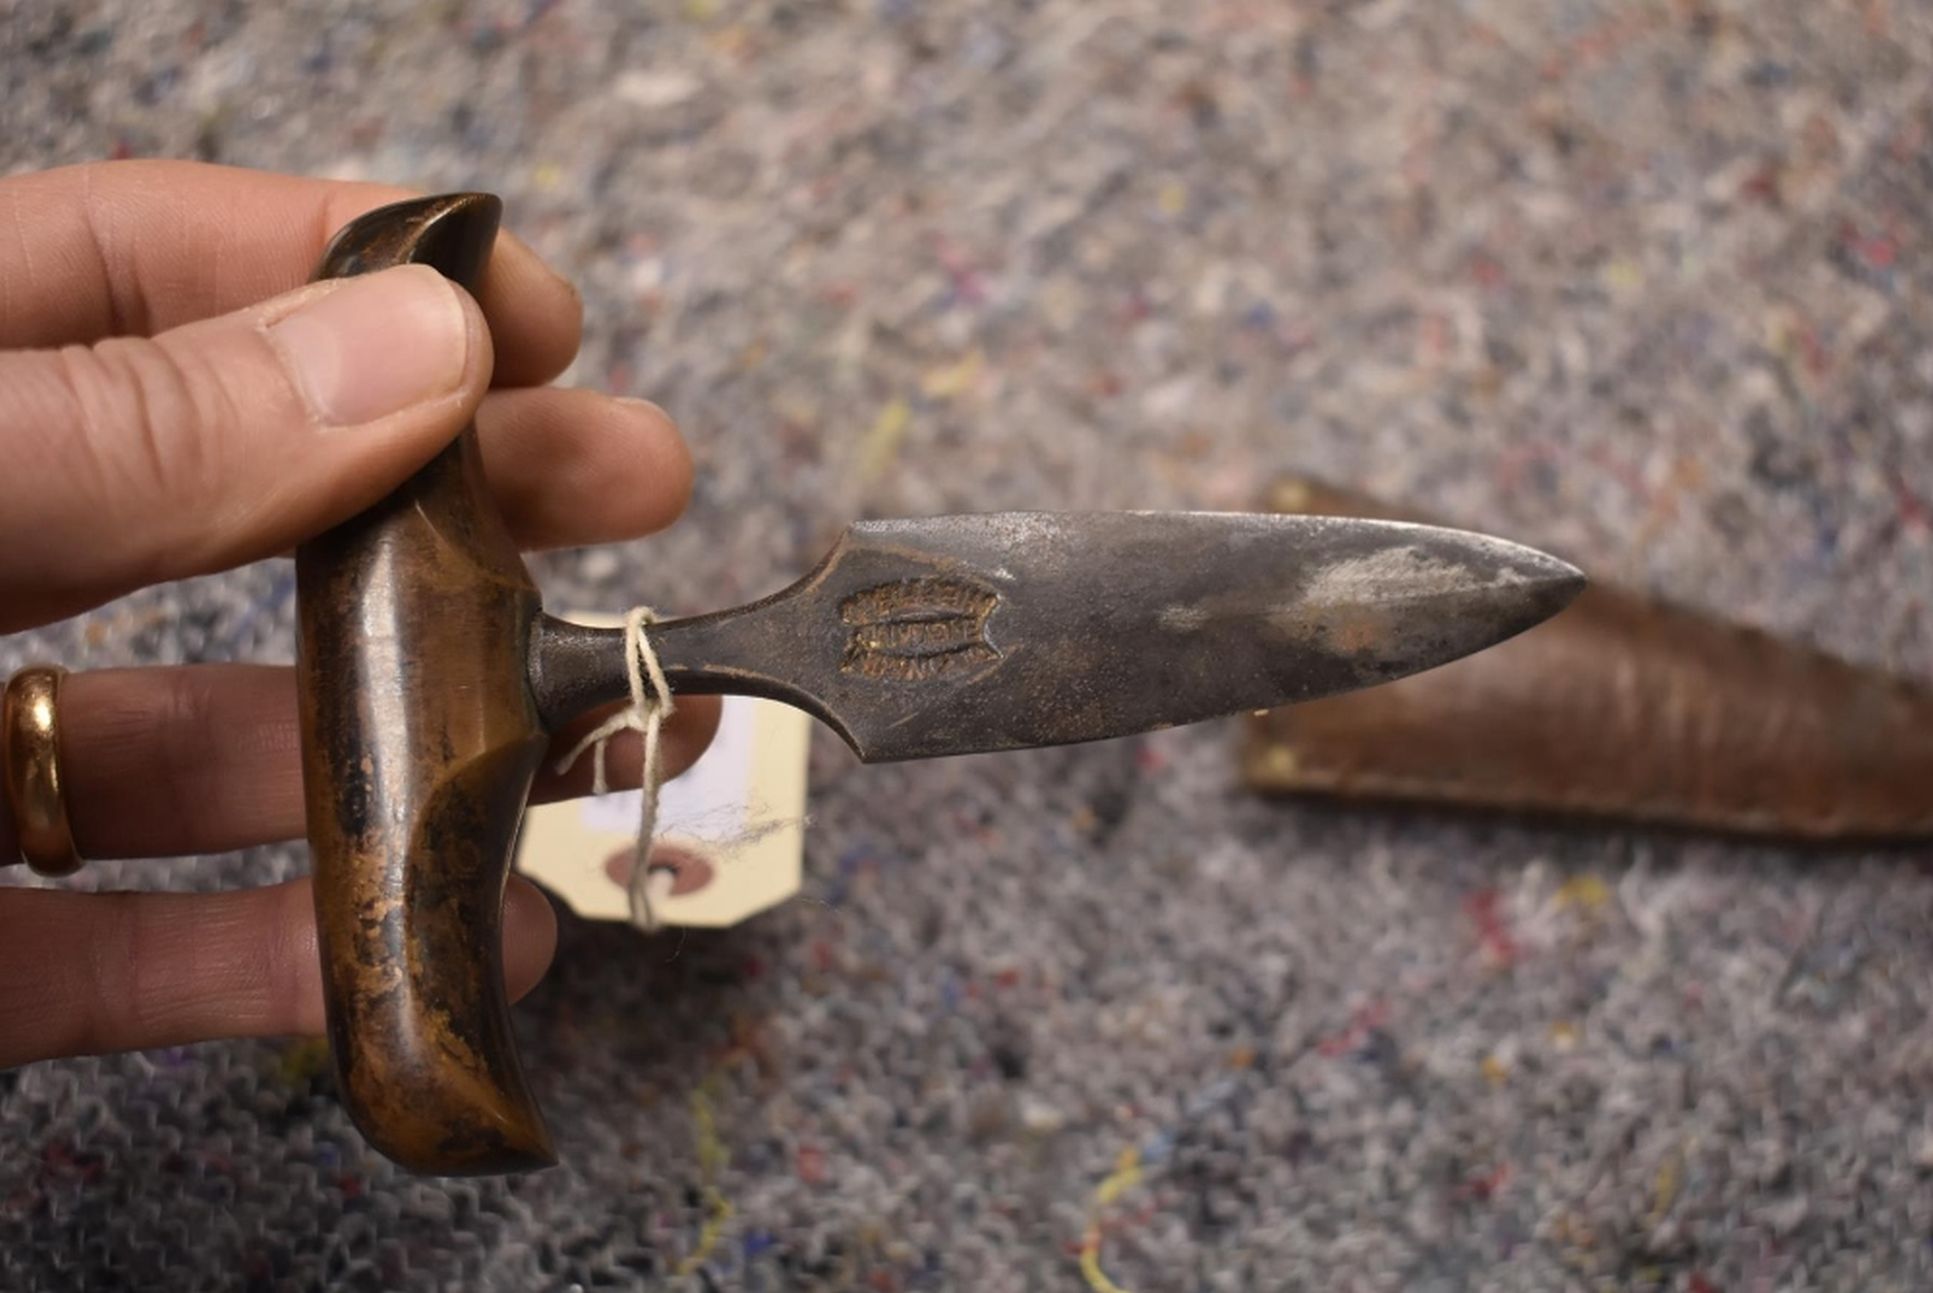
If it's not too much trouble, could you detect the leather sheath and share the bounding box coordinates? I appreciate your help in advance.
[1244,477,1933,840]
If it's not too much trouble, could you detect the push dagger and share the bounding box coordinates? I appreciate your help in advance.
[295,194,1584,1175]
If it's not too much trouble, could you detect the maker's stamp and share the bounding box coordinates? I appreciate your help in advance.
[839,578,1000,680]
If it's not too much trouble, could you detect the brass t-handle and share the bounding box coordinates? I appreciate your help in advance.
[295,194,554,1174]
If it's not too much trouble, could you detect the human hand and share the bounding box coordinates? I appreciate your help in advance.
[0,161,718,1068]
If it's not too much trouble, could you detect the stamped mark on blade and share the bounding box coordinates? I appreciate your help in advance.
[839,577,1001,680]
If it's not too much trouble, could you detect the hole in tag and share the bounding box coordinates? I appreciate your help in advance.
[605,844,715,896]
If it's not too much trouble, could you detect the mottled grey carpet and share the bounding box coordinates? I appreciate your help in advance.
[5,2,1933,1289]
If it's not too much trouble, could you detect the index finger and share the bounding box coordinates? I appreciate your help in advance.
[0,160,582,387]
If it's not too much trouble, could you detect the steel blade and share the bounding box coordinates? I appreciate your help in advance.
[531,512,1584,761]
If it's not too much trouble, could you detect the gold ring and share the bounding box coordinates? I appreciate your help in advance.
[3,665,83,876]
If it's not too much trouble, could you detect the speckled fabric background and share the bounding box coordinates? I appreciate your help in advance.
[5,2,1933,1289]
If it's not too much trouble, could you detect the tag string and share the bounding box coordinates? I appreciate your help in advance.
[553,607,677,930]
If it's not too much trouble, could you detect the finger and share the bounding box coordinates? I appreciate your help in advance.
[0,875,556,1067]
[477,390,693,550]
[0,667,721,863]
[0,265,493,630]
[541,693,725,800]
[0,160,580,387]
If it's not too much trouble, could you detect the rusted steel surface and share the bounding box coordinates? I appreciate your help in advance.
[531,511,1582,762]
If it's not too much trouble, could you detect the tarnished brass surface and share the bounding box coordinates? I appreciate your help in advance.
[1246,477,1933,840]
[295,194,554,1175]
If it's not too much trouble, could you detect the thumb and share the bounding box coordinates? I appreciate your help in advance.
[0,264,491,630]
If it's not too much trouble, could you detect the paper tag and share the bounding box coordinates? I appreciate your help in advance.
[514,615,811,927]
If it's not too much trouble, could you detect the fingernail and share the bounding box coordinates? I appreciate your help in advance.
[617,397,671,421]
[268,265,471,426]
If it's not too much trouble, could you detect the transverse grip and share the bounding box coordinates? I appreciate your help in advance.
[294,195,555,1173]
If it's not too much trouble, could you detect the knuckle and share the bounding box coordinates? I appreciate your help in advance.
[151,669,217,843]
[50,337,226,552]
[72,162,149,337]
[270,881,322,1034]
[79,892,145,1055]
